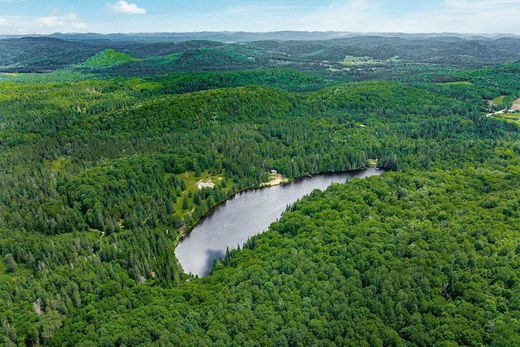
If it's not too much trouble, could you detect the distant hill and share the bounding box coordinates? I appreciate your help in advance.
[0,37,103,72]
[0,38,221,72]
[78,49,140,69]
[48,31,520,43]
[1,33,520,72]
[49,31,357,43]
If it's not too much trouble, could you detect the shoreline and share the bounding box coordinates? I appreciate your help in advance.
[175,166,384,244]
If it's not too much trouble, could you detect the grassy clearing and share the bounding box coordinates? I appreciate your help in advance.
[440,81,473,86]
[339,55,401,66]
[174,171,228,216]
[368,159,379,167]
[339,55,379,66]
[260,173,288,187]
[495,113,520,124]
[491,95,506,106]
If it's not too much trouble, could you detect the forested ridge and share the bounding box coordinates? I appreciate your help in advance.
[0,35,519,346]
[51,166,520,346]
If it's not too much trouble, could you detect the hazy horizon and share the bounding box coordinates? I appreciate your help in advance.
[1,1,519,36]
[1,30,518,41]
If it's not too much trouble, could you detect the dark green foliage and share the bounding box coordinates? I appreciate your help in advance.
[2,34,520,73]
[148,69,333,93]
[50,166,520,346]
[0,37,103,72]
[4,254,16,273]
[59,156,184,232]
[0,34,519,345]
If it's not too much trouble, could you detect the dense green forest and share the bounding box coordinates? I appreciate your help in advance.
[0,34,519,346]
[2,33,520,73]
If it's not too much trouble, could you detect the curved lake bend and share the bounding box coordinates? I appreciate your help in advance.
[176,168,383,276]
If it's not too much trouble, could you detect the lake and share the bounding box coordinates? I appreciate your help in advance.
[176,168,383,276]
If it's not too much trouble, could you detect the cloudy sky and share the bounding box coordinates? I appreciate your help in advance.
[0,0,519,35]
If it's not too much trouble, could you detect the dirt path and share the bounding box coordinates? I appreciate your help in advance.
[487,109,507,117]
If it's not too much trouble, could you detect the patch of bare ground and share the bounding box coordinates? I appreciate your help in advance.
[261,173,289,187]
[510,98,520,112]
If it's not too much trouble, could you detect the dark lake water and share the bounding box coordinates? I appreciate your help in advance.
[176,168,383,276]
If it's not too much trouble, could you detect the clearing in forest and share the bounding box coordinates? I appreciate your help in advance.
[510,98,520,112]
[174,171,227,216]
[491,95,506,106]
[261,172,289,187]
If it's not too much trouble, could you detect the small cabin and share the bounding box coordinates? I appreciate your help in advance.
[197,181,215,189]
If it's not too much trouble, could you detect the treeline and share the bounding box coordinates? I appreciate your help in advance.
[148,69,333,93]
[48,164,520,346]
[0,64,519,345]
[3,80,516,238]
[0,225,183,345]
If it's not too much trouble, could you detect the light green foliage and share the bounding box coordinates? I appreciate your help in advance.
[49,165,520,346]
[492,95,506,105]
[79,49,140,69]
[340,55,379,66]
[0,36,519,346]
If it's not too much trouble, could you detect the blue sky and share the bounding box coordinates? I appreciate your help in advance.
[0,0,519,35]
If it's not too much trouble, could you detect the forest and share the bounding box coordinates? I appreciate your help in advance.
[0,33,519,346]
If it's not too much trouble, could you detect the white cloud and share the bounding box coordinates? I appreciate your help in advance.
[36,13,87,30]
[1,0,520,35]
[295,0,520,34]
[224,5,296,15]
[107,1,146,15]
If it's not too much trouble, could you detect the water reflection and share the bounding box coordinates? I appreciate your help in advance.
[204,249,226,272]
[176,168,383,276]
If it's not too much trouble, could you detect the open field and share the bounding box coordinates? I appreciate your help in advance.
[174,171,227,216]
[260,173,289,187]
[496,113,520,124]
[491,95,506,105]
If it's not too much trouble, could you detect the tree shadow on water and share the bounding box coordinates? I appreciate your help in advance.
[203,249,225,276]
